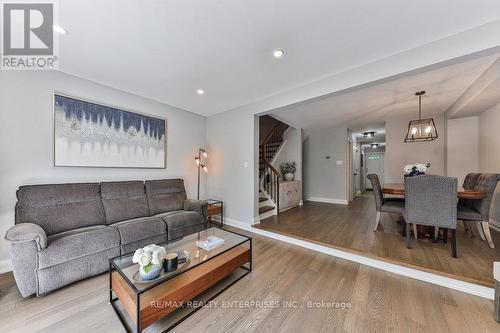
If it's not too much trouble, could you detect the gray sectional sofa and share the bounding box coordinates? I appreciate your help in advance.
[4,179,207,297]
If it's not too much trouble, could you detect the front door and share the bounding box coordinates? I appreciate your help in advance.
[365,154,384,189]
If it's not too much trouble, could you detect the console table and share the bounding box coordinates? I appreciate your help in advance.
[279,180,302,212]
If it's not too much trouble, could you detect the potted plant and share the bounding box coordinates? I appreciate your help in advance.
[280,161,297,181]
[404,162,431,177]
[132,244,167,280]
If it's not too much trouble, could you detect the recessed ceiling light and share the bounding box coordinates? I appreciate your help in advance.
[53,25,67,34]
[196,89,205,95]
[273,49,285,58]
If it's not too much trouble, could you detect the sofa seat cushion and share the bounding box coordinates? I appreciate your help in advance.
[156,211,205,240]
[40,225,120,269]
[111,216,166,246]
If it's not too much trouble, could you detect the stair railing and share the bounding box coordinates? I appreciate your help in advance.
[263,163,280,213]
[259,123,288,213]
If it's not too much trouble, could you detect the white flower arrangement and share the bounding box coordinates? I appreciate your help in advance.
[404,162,431,175]
[132,244,167,273]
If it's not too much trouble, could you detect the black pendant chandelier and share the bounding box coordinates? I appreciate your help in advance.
[404,90,438,142]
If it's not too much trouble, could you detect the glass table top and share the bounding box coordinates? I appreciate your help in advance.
[111,227,250,293]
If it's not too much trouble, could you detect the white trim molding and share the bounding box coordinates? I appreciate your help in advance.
[306,197,348,205]
[252,216,261,225]
[0,259,12,274]
[223,218,494,300]
[225,218,254,230]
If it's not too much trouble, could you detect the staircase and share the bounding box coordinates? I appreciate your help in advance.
[258,122,288,220]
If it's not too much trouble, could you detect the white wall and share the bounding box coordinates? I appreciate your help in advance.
[478,103,500,223]
[272,127,303,181]
[385,113,445,183]
[0,71,206,262]
[205,110,256,224]
[446,116,479,185]
[303,127,347,203]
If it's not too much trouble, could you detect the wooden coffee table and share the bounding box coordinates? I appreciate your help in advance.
[109,228,252,333]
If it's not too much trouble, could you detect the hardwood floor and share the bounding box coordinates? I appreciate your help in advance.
[0,228,498,332]
[257,193,500,286]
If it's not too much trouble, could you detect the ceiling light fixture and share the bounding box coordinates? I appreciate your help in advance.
[363,131,376,138]
[273,49,285,58]
[53,25,67,34]
[196,89,205,95]
[404,91,438,142]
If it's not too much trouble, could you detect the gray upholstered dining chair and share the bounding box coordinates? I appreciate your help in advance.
[463,173,481,190]
[367,174,405,231]
[459,173,481,237]
[457,173,499,249]
[404,175,458,257]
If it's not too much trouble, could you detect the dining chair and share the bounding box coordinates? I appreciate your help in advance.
[459,172,481,236]
[367,174,405,231]
[457,173,499,249]
[404,175,458,257]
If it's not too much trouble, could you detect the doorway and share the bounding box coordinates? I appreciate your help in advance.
[364,153,384,189]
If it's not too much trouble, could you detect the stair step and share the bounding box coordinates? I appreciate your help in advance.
[259,206,274,214]
[259,197,267,202]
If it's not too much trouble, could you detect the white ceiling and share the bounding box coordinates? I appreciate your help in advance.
[57,0,500,116]
[270,53,500,130]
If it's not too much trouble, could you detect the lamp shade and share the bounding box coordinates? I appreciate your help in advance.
[404,118,438,142]
[405,90,438,143]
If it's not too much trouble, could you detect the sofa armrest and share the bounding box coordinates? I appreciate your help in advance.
[5,223,47,251]
[184,199,208,218]
[4,223,47,297]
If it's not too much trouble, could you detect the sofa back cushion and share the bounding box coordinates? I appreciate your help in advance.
[15,183,106,236]
[145,179,187,215]
[100,181,149,224]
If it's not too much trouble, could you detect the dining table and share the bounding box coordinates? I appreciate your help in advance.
[383,183,487,240]
[383,183,487,199]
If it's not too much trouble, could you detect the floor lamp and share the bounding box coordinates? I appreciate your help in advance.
[195,148,208,200]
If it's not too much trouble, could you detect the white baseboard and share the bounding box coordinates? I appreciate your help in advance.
[0,259,12,274]
[307,197,348,205]
[223,218,494,300]
[225,218,254,230]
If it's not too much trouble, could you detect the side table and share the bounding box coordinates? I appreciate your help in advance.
[206,199,223,227]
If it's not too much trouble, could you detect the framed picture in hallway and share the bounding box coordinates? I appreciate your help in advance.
[53,94,166,168]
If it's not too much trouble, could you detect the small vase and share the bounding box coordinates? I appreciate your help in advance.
[284,173,294,181]
[139,264,162,280]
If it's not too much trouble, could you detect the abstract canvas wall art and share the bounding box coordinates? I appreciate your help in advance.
[54,94,166,168]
